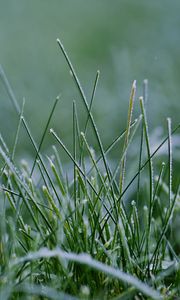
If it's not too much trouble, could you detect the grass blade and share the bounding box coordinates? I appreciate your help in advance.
[30,95,60,176]
[12,247,162,300]
[119,80,136,196]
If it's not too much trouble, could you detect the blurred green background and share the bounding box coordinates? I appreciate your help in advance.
[0,0,180,159]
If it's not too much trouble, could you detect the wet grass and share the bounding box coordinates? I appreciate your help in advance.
[0,40,180,299]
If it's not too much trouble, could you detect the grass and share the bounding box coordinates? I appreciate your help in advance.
[0,39,180,300]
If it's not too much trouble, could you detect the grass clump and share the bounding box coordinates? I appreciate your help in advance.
[0,40,180,300]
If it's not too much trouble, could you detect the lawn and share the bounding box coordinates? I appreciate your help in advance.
[0,39,180,299]
[0,1,180,299]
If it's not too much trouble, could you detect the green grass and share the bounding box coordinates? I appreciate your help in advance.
[0,40,180,300]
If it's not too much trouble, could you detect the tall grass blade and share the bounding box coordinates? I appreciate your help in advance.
[30,95,60,176]
[136,79,148,205]
[119,80,136,197]
[139,96,154,273]
[11,98,25,160]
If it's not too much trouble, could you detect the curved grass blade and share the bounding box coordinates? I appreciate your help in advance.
[12,248,162,300]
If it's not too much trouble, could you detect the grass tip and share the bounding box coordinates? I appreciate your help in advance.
[143,205,148,211]
[143,79,148,84]
[133,80,137,89]
[56,94,61,101]
[42,185,47,192]
[49,128,54,134]
[131,200,136,206]
[47,156,54,168]
[56,38,64,49]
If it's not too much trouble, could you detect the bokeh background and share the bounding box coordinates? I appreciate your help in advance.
[0,0,180,160]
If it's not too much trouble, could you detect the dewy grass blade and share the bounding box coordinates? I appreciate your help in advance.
[79,70,100,164]
[12,248,162,300]
[52,145,65,180]
[152,162,166,214]
[21,117,62,206]
[72,101,77,214]
[113,114,142,196]
[81,117,139,177]
[167,117,172,205]
[0,133,9,154]
[48,157,66,196]
[3,189,26,233]
[11,98,25,160]
[3,186,53,212]
[80,131,108,192]
[139,96,154,214]
[72,100,81,153]
[31,95,60,176]
[119,80,136,197]
[117,216,132,271]
[0,65,20,114]
[83,70,100,136]
[136,80,148,205]
[150,118,178,268]
[150,183,180,268]
[139,96,154,273]
[42,185,62,220]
